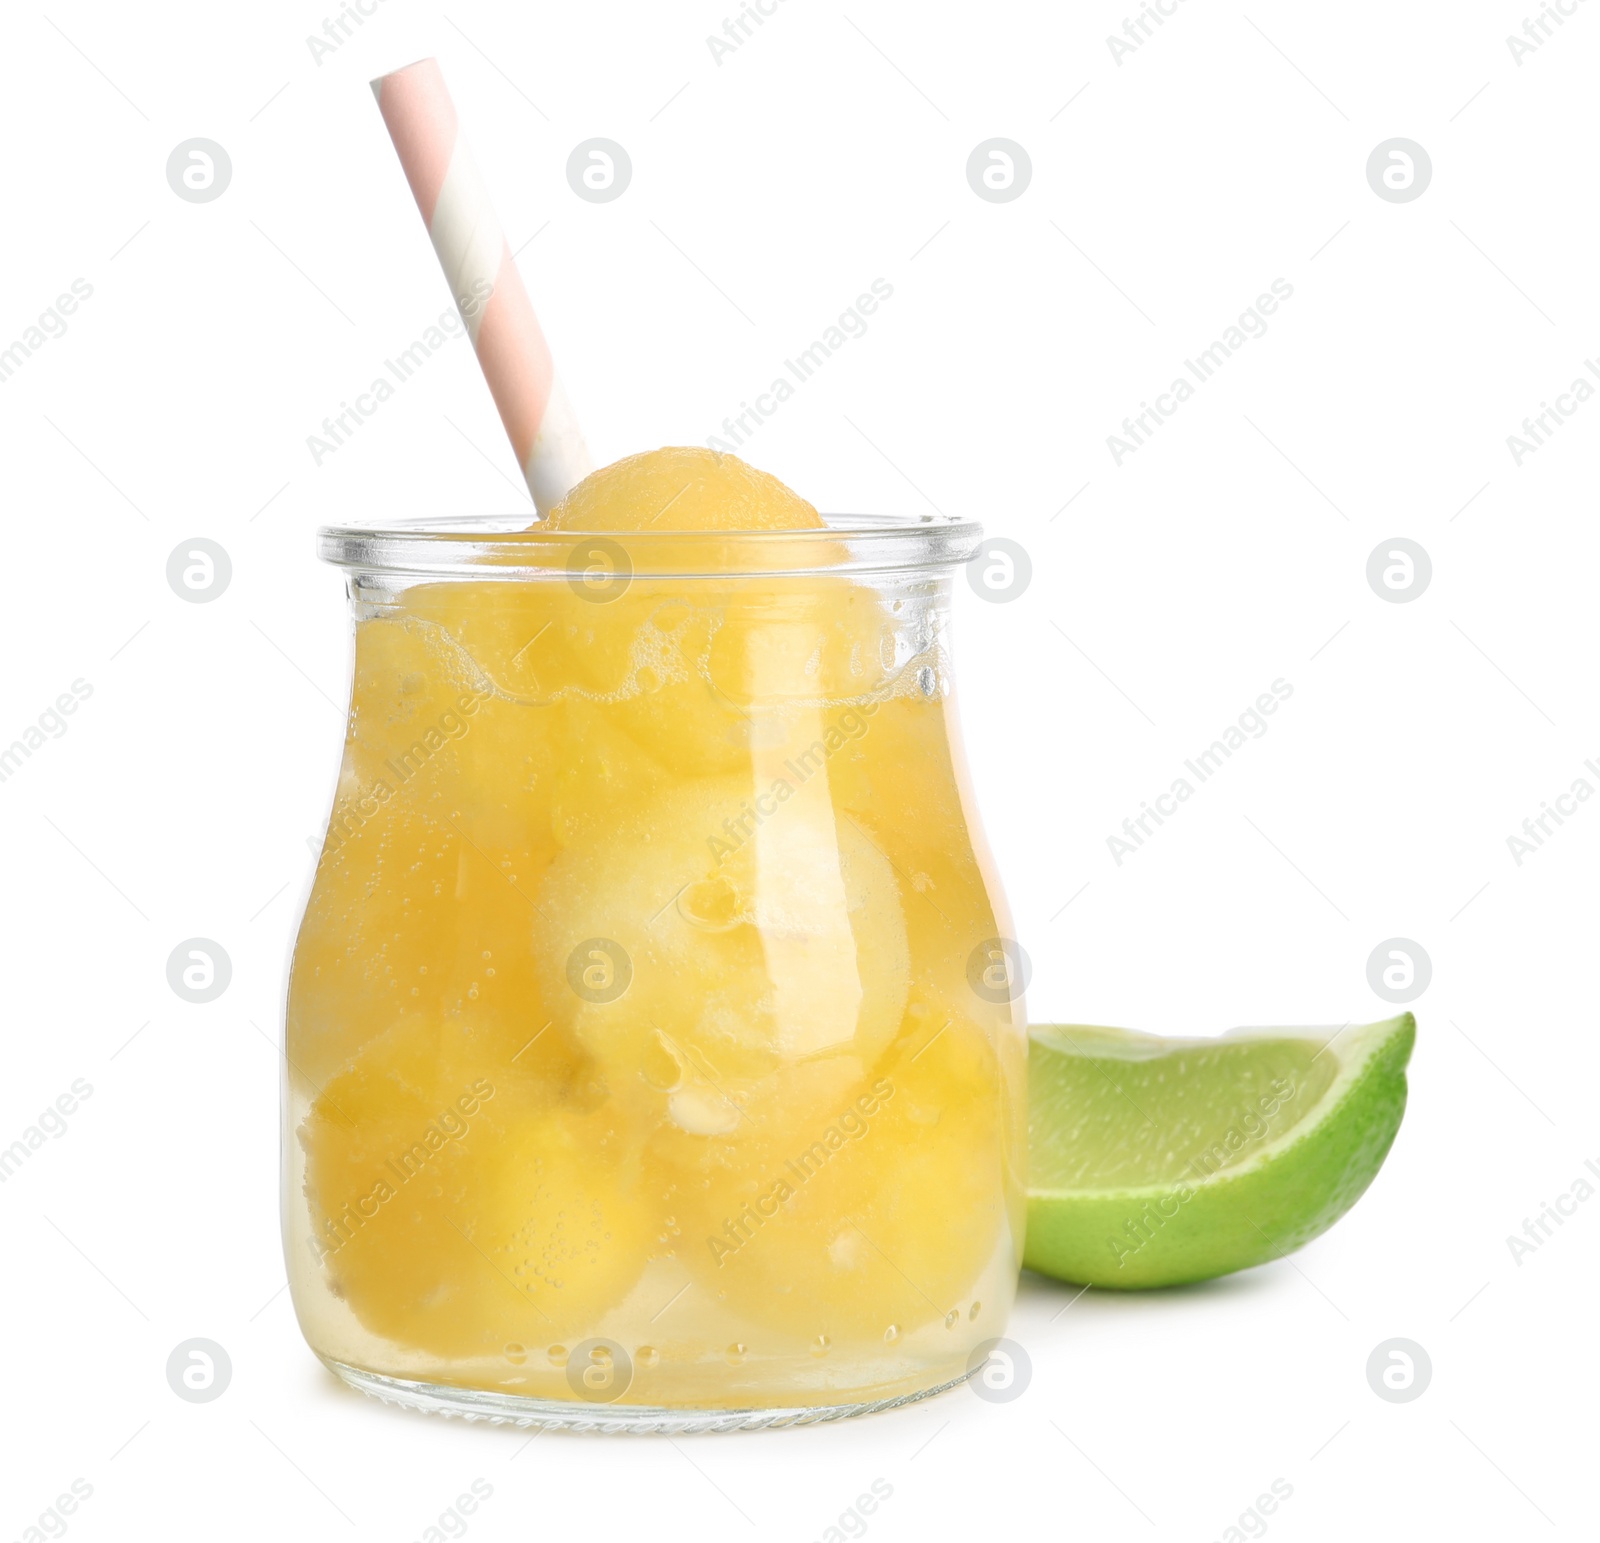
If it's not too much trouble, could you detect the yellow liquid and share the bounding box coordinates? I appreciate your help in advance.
[286,451,1026,1411]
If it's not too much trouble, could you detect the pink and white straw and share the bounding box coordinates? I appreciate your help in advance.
[372,57,590,514]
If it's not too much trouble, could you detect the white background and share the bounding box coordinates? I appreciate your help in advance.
[1,1,1595,1538]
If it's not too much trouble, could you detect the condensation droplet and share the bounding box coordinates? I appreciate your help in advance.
[636,1345,659,1369]
[883,1324,900,1344]
[547,1344,569,1368]
[969,1300,982,1321]
[810,1335,831,1358]
[944,1310,959,1330]
[504,1343,527,1365]
[725,1343,747,1366]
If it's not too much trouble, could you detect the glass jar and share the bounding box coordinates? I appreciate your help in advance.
[283,513,1027,1431]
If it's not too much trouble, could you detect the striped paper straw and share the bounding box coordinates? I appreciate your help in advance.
[372,57,591,514]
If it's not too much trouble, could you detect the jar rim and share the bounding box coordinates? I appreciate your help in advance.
[317,512,983,580]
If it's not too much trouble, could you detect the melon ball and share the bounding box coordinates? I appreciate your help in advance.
[544,447,823,532]
[531,774,911,1119]
[664,1014,1007,1343]
[299,1021,652,1355]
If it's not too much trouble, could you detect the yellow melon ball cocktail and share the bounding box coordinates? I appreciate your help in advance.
[285,448,1026,1426]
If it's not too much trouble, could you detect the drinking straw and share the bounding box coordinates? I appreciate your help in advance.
[372,57,591,513]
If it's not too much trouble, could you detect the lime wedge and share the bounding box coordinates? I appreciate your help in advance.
[1025,1014,1414,1288]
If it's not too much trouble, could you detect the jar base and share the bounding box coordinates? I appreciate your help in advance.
[319,1356,973,1434]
